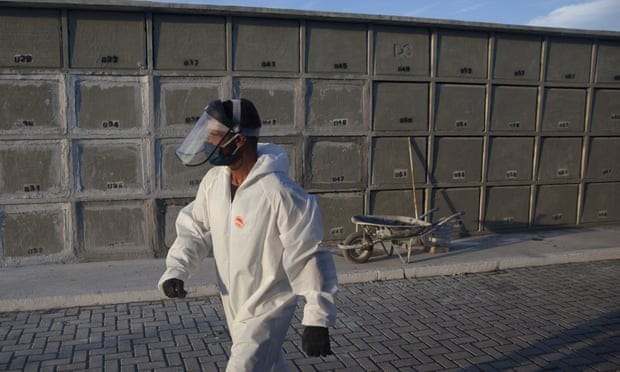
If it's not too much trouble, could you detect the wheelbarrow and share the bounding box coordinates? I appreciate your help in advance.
[337,209,465,264]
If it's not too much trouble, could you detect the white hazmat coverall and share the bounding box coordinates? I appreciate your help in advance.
[158,143,338,371]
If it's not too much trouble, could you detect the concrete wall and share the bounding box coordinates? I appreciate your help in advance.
[0,0,619,266]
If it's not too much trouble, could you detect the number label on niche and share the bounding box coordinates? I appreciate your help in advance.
[502,216,515,224]
[23,184,41,192]
[27,247,44,255]
[185,116,200,124]
[393,169,408,179]
[332,118,348,127]
[102,120,120,129]
[15,120,35,128]
[452,170,466,180]
[505,170,518,179]
[14,54,33,64]
[184,59,199,66]
[101,55,119,64]
[455,120,468,128]
[107,181,125,189]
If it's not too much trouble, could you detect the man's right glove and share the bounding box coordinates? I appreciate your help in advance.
[162,278,187,298]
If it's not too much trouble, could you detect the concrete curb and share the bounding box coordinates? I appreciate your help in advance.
[1,247,619,313]
[337,247,620,285]
[0,285,221,313]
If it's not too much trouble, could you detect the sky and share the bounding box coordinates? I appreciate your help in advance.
[147,0,620,32]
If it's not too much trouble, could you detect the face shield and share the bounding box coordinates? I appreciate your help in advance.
[175,99,259,167]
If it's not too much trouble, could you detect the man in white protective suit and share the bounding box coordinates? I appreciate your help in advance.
[158,98,338,371]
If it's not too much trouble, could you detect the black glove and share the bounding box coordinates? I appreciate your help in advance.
[162,278,187,298]
[302,326,332,357]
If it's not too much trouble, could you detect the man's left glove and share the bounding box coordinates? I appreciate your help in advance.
[162,278,187,298]
[302,326,332,357]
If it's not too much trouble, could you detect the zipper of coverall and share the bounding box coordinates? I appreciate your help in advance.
[227,178,234,289]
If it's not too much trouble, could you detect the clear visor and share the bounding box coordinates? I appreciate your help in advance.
[175,100,261,166]
[175,111,234,166]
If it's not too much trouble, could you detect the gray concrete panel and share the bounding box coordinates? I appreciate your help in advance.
[585,137,620,180]
[595,41,620,83]
[582,182,620,223]
[369,189,424,217]
[68,10,146,69]
[590,89,620,132]
[74,78,145,133]
[0,141,68,200]
[489,85,537,131]
[487,137,534,182]
[431,187,480,233]
[537,137,582,181]
[153,14,226,71]
[373,25,429,76]
[233,17,299,72]
[314,192,364,241]
[306,137,365,189]
[260,137,302,183]
[541,88,586,132]
[156,78,221,137]
[233,78,298,134]
[75,140,145,195]
[0,78,64,135]
[373,82,428,131]
[156,198,193,254]
[371,137,426,187]
[306,79,366,133]
[493,34,541,81]
[306,21,367,74]
[534,184,578,226]
[0,205,67,259]
[545,38,591,83]
[78,200,151,261]
[436,30,488,79]
[431,137,483,184]
[434,84,485,131]
[158,139,211,194]
[484,186,530,230]
[0,7,62,68]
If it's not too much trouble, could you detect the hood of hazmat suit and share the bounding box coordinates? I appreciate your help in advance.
[158,143,338,371]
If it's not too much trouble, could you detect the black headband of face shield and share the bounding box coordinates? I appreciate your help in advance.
[206,100,235,130]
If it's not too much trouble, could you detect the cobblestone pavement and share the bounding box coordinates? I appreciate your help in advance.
[1,260,619,371]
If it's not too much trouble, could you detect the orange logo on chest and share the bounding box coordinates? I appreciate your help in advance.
[234,216,244,228]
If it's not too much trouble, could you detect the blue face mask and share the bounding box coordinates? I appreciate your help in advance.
[204,133,240,166]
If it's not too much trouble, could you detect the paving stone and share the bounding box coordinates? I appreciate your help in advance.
[0,261,619,371]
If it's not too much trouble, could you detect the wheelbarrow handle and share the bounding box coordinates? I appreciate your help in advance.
[434,211,465,228]
[418,207,439,220]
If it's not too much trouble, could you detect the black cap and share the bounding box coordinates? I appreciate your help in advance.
[222,99,262,132]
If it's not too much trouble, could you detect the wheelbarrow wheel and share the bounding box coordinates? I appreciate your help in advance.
[342,232,373,264]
